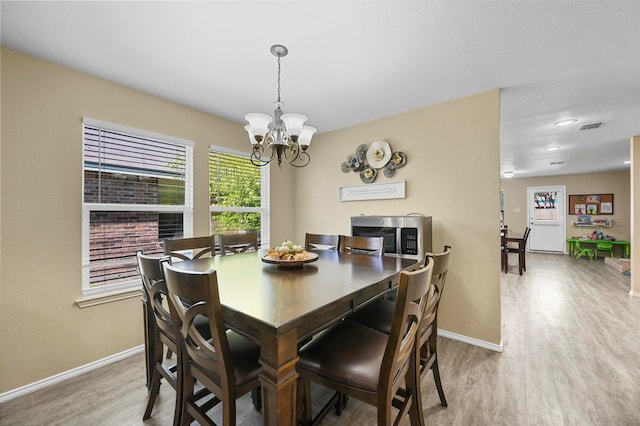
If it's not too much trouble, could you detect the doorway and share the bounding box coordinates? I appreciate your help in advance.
[527,186,566,253]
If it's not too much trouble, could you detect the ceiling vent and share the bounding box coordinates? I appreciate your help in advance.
[549,161,564,165]
[579,122,603,131]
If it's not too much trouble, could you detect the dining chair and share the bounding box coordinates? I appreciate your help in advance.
[163,236,215,261]
[219,231,259,255]
[304,233,340,251]
[501,228,509,273]
[504,227,531,275]
[297,257,434,426]
[595,240,614,258]
[338,235,384,256]
[161,236,216,359]
[162,262,262,426]
[344,245,453,408]
[137,252,211,425]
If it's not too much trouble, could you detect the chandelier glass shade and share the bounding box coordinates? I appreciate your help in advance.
[244,45,316,168]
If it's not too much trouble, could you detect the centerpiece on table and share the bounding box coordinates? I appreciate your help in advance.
[262,240,318,268]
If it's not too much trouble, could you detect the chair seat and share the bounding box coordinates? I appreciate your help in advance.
[344,297,395,334]
[346,285,438,335]
[190,330,261,388]
[226,331,262,386]
[298,321,388,393]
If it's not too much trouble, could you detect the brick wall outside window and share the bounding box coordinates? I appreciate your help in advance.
[85,171,182,287]
[84,171,160,204]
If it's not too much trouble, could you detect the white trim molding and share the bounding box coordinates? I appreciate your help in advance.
[0,330,504,404]
[75,288,142,308]
[438,329,503,353]
[629,290,640,298]
[0,346,144,404]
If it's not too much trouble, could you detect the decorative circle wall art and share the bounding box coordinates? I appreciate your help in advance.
[341,140,407,183]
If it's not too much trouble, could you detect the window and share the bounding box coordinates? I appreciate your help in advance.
[209,147,270,249]
[82,118,193,296]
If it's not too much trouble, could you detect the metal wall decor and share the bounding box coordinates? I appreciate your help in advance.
[341,140,406,183]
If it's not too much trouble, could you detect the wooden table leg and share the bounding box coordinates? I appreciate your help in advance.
[259,329,299,426]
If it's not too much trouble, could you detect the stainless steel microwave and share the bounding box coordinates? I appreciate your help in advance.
[350,215,432,261]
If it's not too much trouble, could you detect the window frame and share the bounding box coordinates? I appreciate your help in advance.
[81,117,194,297]
[208,145,270,249]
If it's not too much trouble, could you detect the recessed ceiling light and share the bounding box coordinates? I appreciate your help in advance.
[502,171,514,178]
[554,119,577,127]
[624,160,631,164]
[544,146,560,151]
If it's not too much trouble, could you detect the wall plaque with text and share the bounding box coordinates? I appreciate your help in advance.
[338,181,406,201]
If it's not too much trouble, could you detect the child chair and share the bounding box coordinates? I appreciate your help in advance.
[574,241,594,260]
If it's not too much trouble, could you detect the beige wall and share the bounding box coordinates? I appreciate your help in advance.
[292,90,502,348]
[631,136,640,295]
[0,47,502,393]
[0,48,290,392]
[501,171,631,251]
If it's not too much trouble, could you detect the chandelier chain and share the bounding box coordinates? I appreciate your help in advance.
[276,55,281,104]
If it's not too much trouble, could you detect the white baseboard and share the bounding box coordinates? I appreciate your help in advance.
[438,329,503,353]
[630,290,640,298]
[1,330,503,404]
[0,345,144,404]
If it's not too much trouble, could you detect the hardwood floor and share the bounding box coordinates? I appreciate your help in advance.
[1,253,639,425]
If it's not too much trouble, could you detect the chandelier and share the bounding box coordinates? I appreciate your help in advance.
[244,45,316,168]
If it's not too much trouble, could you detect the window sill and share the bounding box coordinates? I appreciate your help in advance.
[75,288,143,308]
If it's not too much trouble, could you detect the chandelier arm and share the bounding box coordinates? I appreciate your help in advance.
[251,144,275,167]
[282,142,299,160]
[288,151,310,168]
[250,154,272,167]
[281,143,311,167]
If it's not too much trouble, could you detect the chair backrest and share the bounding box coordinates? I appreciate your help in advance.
[522,227,532,244]
[163,263,234,393]
[380,257,434,404]
[596,241,613,249]
[420,246,452,351]
[163,236,214,261]
[428,245,452,294]
[219,232,259,255]
[137,252,175,345]
[338,235,384,257]
[304,233,340,251]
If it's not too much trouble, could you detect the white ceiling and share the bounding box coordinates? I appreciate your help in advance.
[2,1,639,179]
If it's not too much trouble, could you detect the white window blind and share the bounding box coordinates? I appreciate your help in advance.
[209,146,270,249]
[82,118,193,296]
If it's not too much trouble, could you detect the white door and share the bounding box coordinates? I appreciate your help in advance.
[527,186,566,252]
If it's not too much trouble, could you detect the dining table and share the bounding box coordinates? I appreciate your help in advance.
[172,249,418,425]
